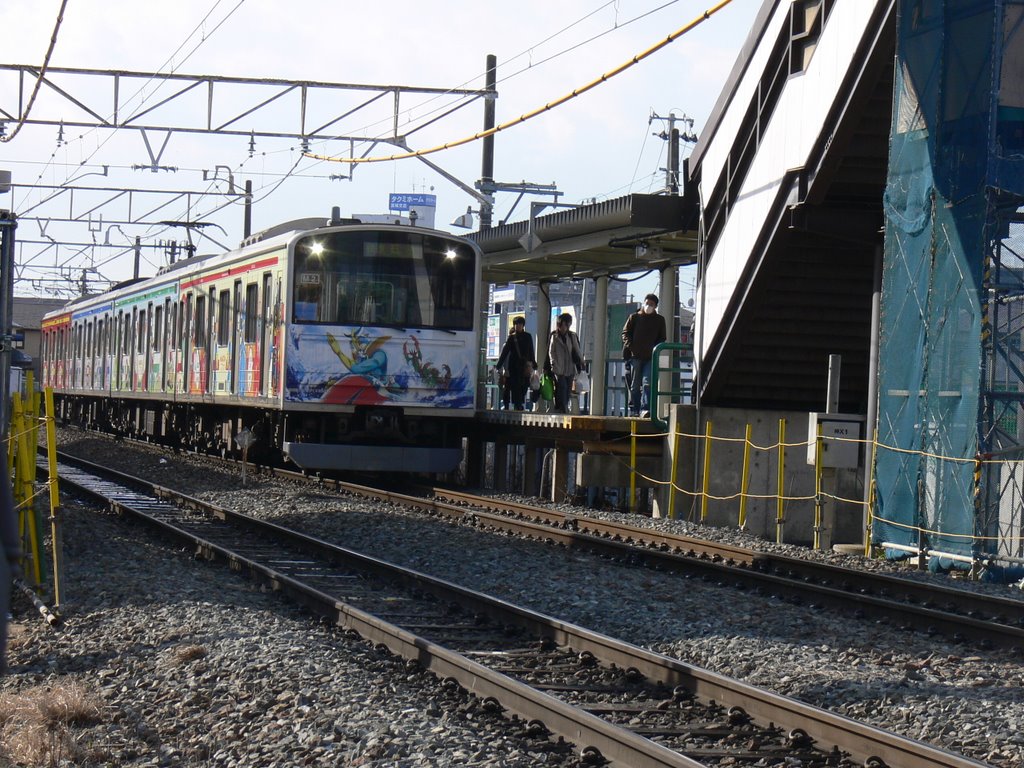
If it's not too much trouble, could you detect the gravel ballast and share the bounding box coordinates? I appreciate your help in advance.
[4,432,1023,766]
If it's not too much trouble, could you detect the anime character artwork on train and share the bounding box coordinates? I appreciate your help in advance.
[41,215,483,474]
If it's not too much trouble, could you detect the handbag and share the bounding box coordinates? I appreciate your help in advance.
[529,369,541,391]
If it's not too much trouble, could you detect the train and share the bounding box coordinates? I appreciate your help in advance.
[41,214,484,473]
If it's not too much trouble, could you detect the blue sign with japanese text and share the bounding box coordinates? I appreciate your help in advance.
[389,193,437,211]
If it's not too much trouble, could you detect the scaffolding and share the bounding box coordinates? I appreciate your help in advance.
[875,1,1024,566]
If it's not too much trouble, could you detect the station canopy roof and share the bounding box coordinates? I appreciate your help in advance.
[468,193,698,284]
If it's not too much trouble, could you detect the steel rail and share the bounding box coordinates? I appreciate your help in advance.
[47,450,990,768]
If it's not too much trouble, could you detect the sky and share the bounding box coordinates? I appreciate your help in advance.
[0,0,763,299]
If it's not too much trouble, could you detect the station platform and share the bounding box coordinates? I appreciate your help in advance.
[465,409,672,506]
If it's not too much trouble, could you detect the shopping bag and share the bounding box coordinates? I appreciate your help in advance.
[529,369,541,391]
[574,370,590,393]
[539,372,555,401]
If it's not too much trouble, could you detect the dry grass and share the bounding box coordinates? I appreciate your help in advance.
[0,680,103,766]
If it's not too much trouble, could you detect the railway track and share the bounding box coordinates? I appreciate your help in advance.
[271,474,1023,654]
[46,450,989,768]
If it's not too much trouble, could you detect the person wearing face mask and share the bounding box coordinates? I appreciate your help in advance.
[621,293,667,417]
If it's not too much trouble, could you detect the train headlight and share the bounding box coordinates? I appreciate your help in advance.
[445,248,458,260]
[308,241,324,257]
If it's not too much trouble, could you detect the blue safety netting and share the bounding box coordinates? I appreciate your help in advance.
[875,1,1024,564]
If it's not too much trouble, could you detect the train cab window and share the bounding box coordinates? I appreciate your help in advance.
[292,230,475,330]
[294,277,322,321]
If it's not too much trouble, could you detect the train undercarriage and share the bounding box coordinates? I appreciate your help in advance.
[54,394,467,474]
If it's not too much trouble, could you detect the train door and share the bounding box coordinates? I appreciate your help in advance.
[213,287,230,393]
[150,302,163,391]
[179,294,191,394]
[94,319,103,389]
[135,306,148,390]
[161,296,172,393]
[241,281,258,396]
[231,280,242,394]
[260,273,271,397]
[114,313,122,391]
[190,293,206,394]
[207,287,216,393]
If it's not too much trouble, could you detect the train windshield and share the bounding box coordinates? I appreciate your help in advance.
[292,230,476,330]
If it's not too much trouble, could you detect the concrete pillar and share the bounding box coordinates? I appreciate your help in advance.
[657,264,678,419]
[494,441,509,491]
[592,276,609,415]
[551,445,570,503]
[524,442,541,496]
[536,283,552,366]
[653,403,697,519]
[464,435,484,488]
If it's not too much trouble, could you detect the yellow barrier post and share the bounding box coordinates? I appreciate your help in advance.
[44,388,63,610]
[776,418,786,544]
[813,423,823,550]
[864,427,878,557]
[738,423,752,529]
[668,418,681,519]
[629,422,638,513]
[700,421,712,523]
[12,394,41,587]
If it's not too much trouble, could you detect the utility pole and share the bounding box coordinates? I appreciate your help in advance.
[0,169,15,437]
[650,112,697,196]
[133,236,141,280]
[479,55,497,230]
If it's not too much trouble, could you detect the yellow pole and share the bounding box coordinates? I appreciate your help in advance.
[864,427,878,557]
[700,420,712,522]
[629,422,638,513]
[12,394,41,586]
[813,423,823,550]
[668,418,681,519]
[26,371,37,486]
[44,388,63,610]
[776,418,786,544]
[738,423,752,529]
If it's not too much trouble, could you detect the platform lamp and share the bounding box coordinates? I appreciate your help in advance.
[0,169,15,438]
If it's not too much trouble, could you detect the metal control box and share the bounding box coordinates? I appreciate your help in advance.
[807,412,864,469]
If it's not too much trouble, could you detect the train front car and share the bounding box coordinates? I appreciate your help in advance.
[281,224,481,473]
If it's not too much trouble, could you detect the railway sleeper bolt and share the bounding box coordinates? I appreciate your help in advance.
[787,728,814,748]
[481,697,503,714]
[864,757,889,768]
[672,685,695,703]
[441,677,462,692]
[577,650,597,667]
[727,706,751,726]
[624,666,643,682]
[579,745,605,765]
[526,719,549,738]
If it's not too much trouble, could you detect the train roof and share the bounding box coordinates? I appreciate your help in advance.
[43,218,477,321]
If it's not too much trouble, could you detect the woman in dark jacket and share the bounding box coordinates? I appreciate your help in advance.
[495,316,535,410]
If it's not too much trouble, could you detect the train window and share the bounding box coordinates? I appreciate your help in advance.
[153,305,163,351]
[195,296,207,346]
[292,230,475,330]
[244,283,259,343]
[137,310,147,353]
[218,289,230,346]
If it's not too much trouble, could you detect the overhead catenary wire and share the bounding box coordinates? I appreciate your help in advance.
[1,0,70,144]
[304,0,734,165]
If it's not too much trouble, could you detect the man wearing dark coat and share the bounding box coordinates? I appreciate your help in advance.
[621,293,667,417]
